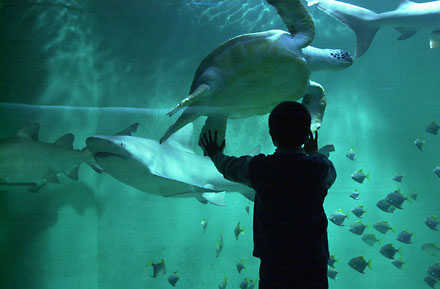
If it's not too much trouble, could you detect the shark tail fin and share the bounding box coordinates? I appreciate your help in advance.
[312,0,379,57]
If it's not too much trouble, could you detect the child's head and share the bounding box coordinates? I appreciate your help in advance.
[269,101,311,148]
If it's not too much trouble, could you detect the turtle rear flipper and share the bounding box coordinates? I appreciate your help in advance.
[302,81,326,132]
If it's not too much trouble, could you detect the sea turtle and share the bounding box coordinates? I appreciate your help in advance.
[160,0,354,145]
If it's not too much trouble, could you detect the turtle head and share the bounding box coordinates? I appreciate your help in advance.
[303,46,354,71]
[327,49,354,69]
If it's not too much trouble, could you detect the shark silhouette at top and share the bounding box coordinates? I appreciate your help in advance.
[308,0,440,57]
[86,123,256,206]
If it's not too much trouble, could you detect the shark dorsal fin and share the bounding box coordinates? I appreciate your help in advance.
[114,123,139,136]
[17,123,39,140]
[55,133,74,150]
[164,123,193,150]
[397,0,415,9]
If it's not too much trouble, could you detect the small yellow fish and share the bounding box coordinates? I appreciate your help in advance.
[234,222,245,240]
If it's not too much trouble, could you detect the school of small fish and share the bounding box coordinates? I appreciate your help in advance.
[146,120,440,287]
[329,124,440,287]
[149,207,259,288]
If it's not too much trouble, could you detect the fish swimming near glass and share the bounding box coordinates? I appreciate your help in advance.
[86,123,256,206]
[328,267,339,279]
[361,234,380,246]
[218,278,228,289]
[346,147,356,160]
[426,121,440,135]
[351,169,369,184]
[422,243,440,256]
[351,205,366,218]
[379,243,400,259]
[424,275,439,288]
[216,233,224,257]
[234,222,245,240]
[0,123,101,193]
[236,260,245,274]
[414,138,425,151]
[148,258,166,278]
[391,258,405,269]
[167,271,179,287]
[348,256,371,273]
[307,0,440,57]
[349,220,368,235]
[373,221,394,234]
[376,199,396,213]
[427,263,440,280]
[425,215,439,231]
[329,209,348,226]
[385,189,408,209]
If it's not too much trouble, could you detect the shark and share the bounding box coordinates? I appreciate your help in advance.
[307,0,440,57]
[86,123,256,206]
[0,123,101,193]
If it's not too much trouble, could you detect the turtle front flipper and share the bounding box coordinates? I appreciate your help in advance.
[167,84,211,117]
[160,106,202,144]
[198,114,227,150]
[302,81,326,132]
[266,0,315,48]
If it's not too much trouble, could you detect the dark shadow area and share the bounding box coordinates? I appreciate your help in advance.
[0,4,50,104]
[0,181,99,288]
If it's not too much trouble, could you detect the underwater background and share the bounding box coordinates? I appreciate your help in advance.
[1,0,440,288]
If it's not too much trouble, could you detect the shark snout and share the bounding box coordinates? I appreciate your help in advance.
[86,136,128,159]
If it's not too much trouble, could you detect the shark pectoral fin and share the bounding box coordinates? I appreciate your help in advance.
[201,191,226,206]
[55,133,74,150]
[394,27,418,40]
[46,172,60,183]
[87,161,104,174]
[66,166,79,180]
[195,195,208,204]
[17,123,39,140]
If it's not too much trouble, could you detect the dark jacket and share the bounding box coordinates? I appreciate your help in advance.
[211,147,336,265]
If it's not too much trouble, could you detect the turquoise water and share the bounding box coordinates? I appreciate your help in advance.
[1,0,440,288]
